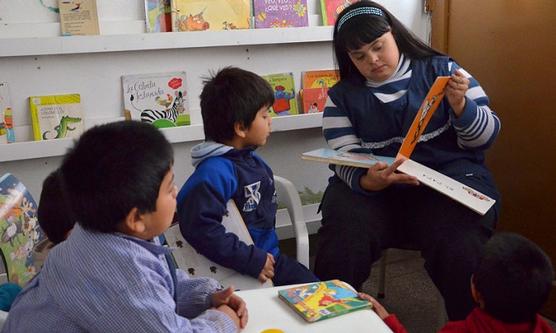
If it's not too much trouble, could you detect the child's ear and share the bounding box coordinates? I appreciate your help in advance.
[234,121,248,138]
[121,207,147,234]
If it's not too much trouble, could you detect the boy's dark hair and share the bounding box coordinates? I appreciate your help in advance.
[60,121,174,233]
[200,66,274,143]
[474,232,554,323]
[333,0,444,83]
[37,169,75,244]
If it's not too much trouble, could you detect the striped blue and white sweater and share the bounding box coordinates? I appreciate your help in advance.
[322,55,501,197]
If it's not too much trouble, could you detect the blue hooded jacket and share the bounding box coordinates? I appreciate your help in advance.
[177,141,279,278]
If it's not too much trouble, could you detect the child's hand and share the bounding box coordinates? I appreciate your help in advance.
[445,70,469,118]
[358,292,390,320]
[216,304,242,330]
[211,286,248,328]
[258,253,275,283]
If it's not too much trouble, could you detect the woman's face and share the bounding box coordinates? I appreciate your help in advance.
[347,31,400,82]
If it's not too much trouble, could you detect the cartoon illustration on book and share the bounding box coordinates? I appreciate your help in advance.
[278,280,370,322]
[272,85,295,116]
[122,72,190,128]
[174,9,210,31]
[0,174,46,286]
[43,115,82,140]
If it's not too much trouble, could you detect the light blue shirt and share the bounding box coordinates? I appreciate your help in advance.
[2,224,236,333]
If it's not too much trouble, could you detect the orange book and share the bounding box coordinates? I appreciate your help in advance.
[302,70,339,89]
[397,76,450,159]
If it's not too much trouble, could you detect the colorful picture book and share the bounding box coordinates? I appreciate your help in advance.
[164,200,272,290]
[171,0,251,31]
[0,82,15,144]
[300,75,496,215]
[300,69,339,113]
[263,73,299,116]
[145,0,173,32]
[302,69,339,89]
[320,0,357,26]
[29,94,84,141]
[122,71,190,128]
[58,0,100,36]
[253,0,308,28]
[0,173,46,286]
[278,279,370,322]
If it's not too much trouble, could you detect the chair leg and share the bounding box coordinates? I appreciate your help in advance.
[377,250,387,299]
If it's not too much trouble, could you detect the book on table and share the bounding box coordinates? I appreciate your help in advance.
[301,76,497,215]
[278,279,371,322]
[164,200,273,290]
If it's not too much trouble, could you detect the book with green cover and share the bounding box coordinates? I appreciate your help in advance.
[29,94,84,141]
[262,72,299,117]
[278,279,370,322]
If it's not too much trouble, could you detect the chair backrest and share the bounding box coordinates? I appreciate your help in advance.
[165,200,273,290]
[273,175,309,268]
[0,173,45,286]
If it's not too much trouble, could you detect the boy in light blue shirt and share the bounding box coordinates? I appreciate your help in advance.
[2,121,246,333]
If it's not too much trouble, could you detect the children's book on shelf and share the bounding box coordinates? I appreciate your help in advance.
[301,76,497,215]
[29,93,84,141]
[0,82,15,144]
[320,0,357,26]
[145,0,173,32]
[164,200,273,290]
[253,0,308,28]
[0,173,46,286]
[122,71,190,128]
[278,279,371,322]
[58,0,100,36]
[263,73,299,116]
[301,88,327,114]
[171,0,251,31]
[300,69,339,113]
[301,69,339,89]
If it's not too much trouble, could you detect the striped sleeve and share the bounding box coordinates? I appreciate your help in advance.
[322,96,370,194]
[448,61,501,150]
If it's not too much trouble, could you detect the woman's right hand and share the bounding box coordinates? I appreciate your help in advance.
[359,159,419,191]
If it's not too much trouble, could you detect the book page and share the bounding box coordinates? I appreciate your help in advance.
[58,0,100,36]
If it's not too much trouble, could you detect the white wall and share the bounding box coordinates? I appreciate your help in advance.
[0,0,430,206]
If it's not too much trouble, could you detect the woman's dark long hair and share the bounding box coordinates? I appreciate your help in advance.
[333,0,444,83]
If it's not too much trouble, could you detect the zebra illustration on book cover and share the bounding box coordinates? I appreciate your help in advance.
[122,71,190,128]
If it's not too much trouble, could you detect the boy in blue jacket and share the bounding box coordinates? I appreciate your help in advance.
[177,67,317,285]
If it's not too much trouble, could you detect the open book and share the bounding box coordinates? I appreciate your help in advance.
[302,76,496,215]
[164,200,273,290]
[278,279,371,322]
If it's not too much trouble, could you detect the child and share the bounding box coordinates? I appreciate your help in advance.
[2,121,246,332]
[37,169,75,245]
[360,232,555,333]
[314,0,501,320]
[177,67,317,286]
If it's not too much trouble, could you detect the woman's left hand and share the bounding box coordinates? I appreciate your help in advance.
[445,70,469,118]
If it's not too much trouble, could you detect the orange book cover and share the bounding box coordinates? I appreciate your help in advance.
[301,88,327,113]
[302,70,339,89]
[397,76,450,159]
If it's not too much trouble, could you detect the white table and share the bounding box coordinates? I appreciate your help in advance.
[236,285,393,333]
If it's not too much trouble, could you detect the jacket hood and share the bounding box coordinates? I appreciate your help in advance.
[190,141,233,167]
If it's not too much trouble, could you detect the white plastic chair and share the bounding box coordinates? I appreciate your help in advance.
[166,175,310,290]
[273,175,310,268]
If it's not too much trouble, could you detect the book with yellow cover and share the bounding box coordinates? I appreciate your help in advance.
[263,73,299,117]
[171,0,251,31]
[29,94,84,141]
[278,280,370,322]
[301,69,339,89]
[58,0,100,36]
